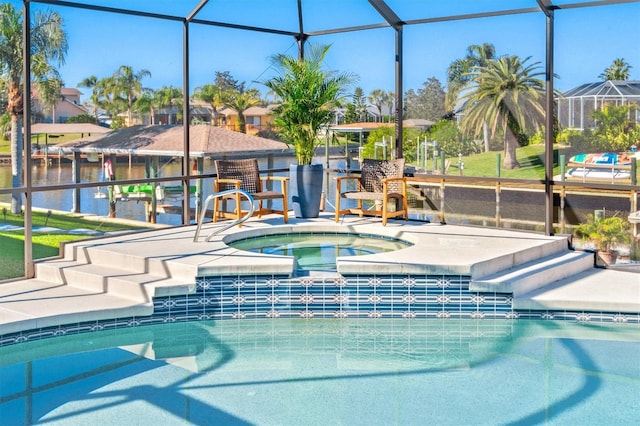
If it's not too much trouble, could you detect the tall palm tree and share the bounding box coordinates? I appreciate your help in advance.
[447,43,496,152]
[368,89,386,123]
[599,58,632,81]
[461,55,545,169]
[0,4,68,213]
[222,88,260,133]
[110,65,151,126]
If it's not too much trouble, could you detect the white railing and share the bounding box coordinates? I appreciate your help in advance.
[193,189,254,242]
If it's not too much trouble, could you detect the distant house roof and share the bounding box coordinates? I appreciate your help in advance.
[219,105,276,116]
[61,87,83,97]
[52,124,291,158]
[31,123,111,135]
[402,119,434,130]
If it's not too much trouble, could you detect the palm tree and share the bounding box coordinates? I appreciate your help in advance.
[447,43,496,152]
[152,86,183,125]
[110,65,151,126]
[0,4,68,213]
[78,75,101,122]
[193,84,225,126]
[222,88,260,133]
[262,43,356,165]
[383,90,395,123]
[461,55,545,169]
[37,76,63,123]
[368,89,386,123]
[133,89,153,124]
[92,76,122,125]
[591,103,637,151]
[599,58,632,81]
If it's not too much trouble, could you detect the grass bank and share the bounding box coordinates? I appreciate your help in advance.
[419,144,567,179]
[0,204,157,280]
[0,133,81,154]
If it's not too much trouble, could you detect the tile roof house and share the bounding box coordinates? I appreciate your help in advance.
[219,105,276,135]
[32,87,89,124]
[53,124,291,159]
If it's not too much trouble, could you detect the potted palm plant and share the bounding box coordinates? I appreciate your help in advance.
[263,44,356,218]
[574,213,631,265]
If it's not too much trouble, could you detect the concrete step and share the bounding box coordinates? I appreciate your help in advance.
[61,237,199,283]
[35,258,86,284]
[0,279,153,335]
[148,256,199,283]
[470,250,594,296]
[514,268,640,313]
[64,243,148,273]
[469,237,569,278]
[38,262,195,302]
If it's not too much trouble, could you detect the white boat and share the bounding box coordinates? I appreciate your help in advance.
[565,152,634,182]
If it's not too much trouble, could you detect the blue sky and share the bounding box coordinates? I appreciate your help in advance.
[10,1,640,101]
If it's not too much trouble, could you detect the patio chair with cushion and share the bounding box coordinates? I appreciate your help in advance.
[335,158,408,226]
[213,158,289,224]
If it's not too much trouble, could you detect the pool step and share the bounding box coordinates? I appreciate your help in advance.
[35,260,196,302]
[469,237,570,278]
[0,278,153,335]
[66,243,148,273]
[513,268,640,313]
[67,234,201,280]
[470,250,594,296]
[36,236,199,303]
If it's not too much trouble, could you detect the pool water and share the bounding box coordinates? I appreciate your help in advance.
[228,232,412,271]
[1,319,638,425]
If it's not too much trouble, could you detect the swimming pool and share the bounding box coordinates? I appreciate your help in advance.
[228,232,413,272]
[1,318,638,425]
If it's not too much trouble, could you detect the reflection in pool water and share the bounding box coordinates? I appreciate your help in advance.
[0,319,638,425]
[228,232,413,271]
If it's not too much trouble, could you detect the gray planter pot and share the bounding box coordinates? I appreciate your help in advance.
[596,249,618,266]
[289,164,323,218]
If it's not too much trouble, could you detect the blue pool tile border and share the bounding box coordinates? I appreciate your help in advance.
[1,273,638,346]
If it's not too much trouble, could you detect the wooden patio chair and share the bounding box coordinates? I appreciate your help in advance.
[335,158,408,226]
[213,159,289,224]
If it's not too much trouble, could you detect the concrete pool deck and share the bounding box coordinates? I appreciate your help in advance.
[0,213,639,335]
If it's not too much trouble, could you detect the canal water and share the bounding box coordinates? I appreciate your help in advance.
[0,155,332,226]
[0,155,633,230]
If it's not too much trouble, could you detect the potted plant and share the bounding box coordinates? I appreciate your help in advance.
[263,44,356,218]
[574,213,631,265]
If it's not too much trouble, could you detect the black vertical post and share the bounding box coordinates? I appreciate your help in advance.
[543,7,555,236]
[394,27,403,160]
[182,20,191,224]
[297,0,305,60]
[72,151,81,213]
[23,0,34,277]
[108,154,116,218]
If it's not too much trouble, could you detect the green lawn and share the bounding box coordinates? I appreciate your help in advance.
[435,144,568,179]
[0,206,152,280]
[0,133,84,154]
